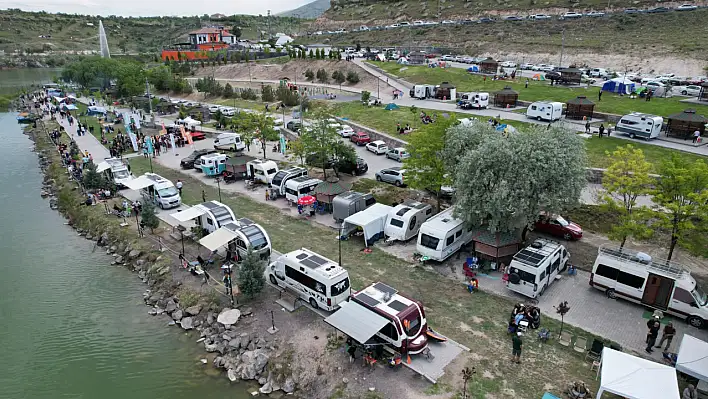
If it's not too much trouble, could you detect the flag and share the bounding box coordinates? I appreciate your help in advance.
[145,136,154,155]
[170,133,176,155]
[159,122,167,136]
[279,134,286,155]
[124,113,139,152]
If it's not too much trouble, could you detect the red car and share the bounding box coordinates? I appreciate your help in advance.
[190,131,206,140]
[350,132,371,146]
[533,214,583,240]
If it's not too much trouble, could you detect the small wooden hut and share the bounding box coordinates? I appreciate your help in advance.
[479,57,498,74]
[469,227,521,264]
[666,109,707,140]
[559,67,582,85]
[700,82,708,102]
[314,181,353,210]
[435,82,456,100]
[565,96,595,120]
[407,51,426,65]
[493,86,519,108]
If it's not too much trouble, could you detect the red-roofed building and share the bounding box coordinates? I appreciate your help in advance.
[188,27,235,50]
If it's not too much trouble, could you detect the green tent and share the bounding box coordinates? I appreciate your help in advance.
[314,181,353,204]
[385,103,400,111]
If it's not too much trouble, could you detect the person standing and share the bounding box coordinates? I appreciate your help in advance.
[598,124,605,138]
[525,79,529,89]
[598,90,603,101]
[646,318,660,353]
[656,322,676,351]
[693,130,701,144]
[176,180,183,195]
[585,121,591,134]
[511,332,523,364]
[201,189,206,203]
[683,384,697,399]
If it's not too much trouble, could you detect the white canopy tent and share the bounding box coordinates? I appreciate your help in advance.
[676,334,708,381]
[170,207,207,223]
[596,348,680,399]
[122,175,155,191]
[199,227,238,252]
[341,203,392,247]
[95,161,111,173]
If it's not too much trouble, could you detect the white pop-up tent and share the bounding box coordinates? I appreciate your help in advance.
[341,203,393,247]
[676,334,708,381]
[596,348,679,399]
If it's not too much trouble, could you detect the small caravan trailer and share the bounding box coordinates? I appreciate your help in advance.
[246,159,279,184]
[615,112,664,140]
[170,201,237,235]
[332,191,376,222]
[199,153,228,176]
[199,217,272,261]
[384,200,434,243]
[411,84,436,99]
[270,167,309,197]
[285,176,323,203]
[457,92,489,109]
[416,206,473,261]
[526,101,563,121]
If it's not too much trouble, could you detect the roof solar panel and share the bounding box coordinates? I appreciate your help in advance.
[239,218,254,226]
[308,255,328,266]
[388,300,407,312]
[373,282,397,296]
[514,249,546,267]
[396,207,411,217]
[296,253,308,260]
[356,293,380,307]
[202,201,217,210]
[300,259,320,269]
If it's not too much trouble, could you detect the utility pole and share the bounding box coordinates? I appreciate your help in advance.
[145,77,152,122]
[558,28,565,68]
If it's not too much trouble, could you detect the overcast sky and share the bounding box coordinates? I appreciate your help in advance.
[2,0,313,17]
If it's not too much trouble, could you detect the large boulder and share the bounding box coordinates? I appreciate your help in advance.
[185,305,202,316]
[228,337,242,350]
[282,377,295,393]
[171,309,183,321]
[165,300,177,313]
[217,309,241,326]
[237,349,270,380]
[128,249,142,260]
[259,381,273,394]
[227,368,238,382]
[205,342,218,353]
[180,317,194,330]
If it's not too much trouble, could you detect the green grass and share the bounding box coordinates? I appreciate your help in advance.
[371,62,701,117]
[213,97,277,110]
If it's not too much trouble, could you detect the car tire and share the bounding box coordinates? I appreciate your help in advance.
[537,116,542,121]
[509,273,521,284]
[606,289,617,299]
[629,133,635,139]
[395,181,402,187]
[376,176,382,182]
[688,316,705,328]
[269,274,278,286]
[563,232,572,240]
[539,284,546,296]
[386,153,390,159]
[309,297,319,309]
[682,90,688,95]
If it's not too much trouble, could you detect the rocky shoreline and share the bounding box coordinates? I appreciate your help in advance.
[27,121,299,397]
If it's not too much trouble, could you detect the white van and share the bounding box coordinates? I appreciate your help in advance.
[214,133,245,151]
[270,167,309,197]
[416,207,474,262]
[384,200,433,242]
[285,176,323,203]
[526,101,563,121]
[506,239,569,298]
[138,173,182,209]
[589,68,609,78]
[615,113,663,140]
[590,245,708,328]
[245,159,278,184]
[97,158,133,189]
[267,248,351,311]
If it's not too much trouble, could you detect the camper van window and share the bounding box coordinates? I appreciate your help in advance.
[539,271,546,280]
[379,323,399,341]
[420,234,440,250]
[157,187,178,198]
[206,218,214,226]
[693,288,708,306]
[620,119,638,125]
[426,208,432,215]
[409,216,417,230]
[562,249,568,258]
[300,186,313,194]
[404,315,421,336]
[267,168,277,175]
[330,277,350,296]
[446,235,455,246]
[617,271,644,289]
[596,264,619,280]
[455,230,462,238]
[255,170,265,176]
[365,197,376,207]
[674,288,695,305]
[250,235,268,250]
[531,106,537,110]
[510,267,536,284]
[390,218,404,228]
[285,188,297,196]
[285,265,324,293]
[552,258,560,272]
[113,170,129,179]
[236,239,247,249]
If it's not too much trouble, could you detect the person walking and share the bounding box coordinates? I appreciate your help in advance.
[693,129,701,144]
[585,121,591,134]
[598,124,605,138]
[201,189,206,203]
[646,317,660,353]
[511,332,523,364]
[656,322,676,351]
[525,79,529,89]
[598,90,603,101]
[176,180,183,195]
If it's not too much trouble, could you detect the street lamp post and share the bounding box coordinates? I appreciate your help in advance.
[338,225,343,267]
[215,176,222,203]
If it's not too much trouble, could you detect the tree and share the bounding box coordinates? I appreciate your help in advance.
[403,120,453,211]
[261,85,275,102]
[238,247,266,299]
[147,65,172,92]
[230,26,242,39]
[140,199,160,233]
[316,68,328,83]
[443,123,587,236]
[409,105,418,128]
[248,111,280,159]
[301,112,341,178]
[356,42,361,52]
[289,138,307,166]
[600,145,654,249]
[308,49,315,59]
[276,86,300,106]
[223,83,234,98]
[555,301,571,339]
[461,367,476,399]
[118,39,128,54]
[346,70,360,84]
[304,69,315,81]
[82,161,106,190]
[361,90,371,104]
[240,88,258,100]
[332,70,346,90]
[651,156,708,260]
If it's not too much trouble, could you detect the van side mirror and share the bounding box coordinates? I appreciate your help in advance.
[691,302,699,308]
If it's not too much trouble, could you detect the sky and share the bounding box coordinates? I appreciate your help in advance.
[1,0,314,17]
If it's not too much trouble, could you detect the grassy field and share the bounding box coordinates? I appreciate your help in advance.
[370,62,698,117]
[129,156,615,398]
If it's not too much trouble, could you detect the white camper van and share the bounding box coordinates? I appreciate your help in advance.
[267,248,351,311]
[97,158,133,189]
[270,167,309,197]
[285,176,323,203]
[246,159,279,184]
[506,239,570,299]
[412,84,435,99]
[384,200,433,242]
[590,246,708,328]
[129,173,182,209]
[526,101,563,121]
[214,133,245,151]
[416,207,473,262]
[615,113,663,140]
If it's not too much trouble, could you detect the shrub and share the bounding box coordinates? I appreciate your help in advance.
[304,69,315,81]
[240,88,258,100]
[316,68,328,83]
[261,85,275,102]
[346,71,360,84]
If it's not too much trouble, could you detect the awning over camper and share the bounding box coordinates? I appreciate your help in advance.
[199,227,238,252]
[123,175,156,191]
[95,161,111,173]
[676,334,708,381]
[170,206,207,223]
[324,301,389,344]
[342,203,393,247]
[596,348,679,399]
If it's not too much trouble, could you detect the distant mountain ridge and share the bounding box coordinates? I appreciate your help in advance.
[278,0,331,18]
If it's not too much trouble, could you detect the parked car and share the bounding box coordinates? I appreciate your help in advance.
[539,65,555,72]
[533,214,583,240]
[676,4,697,11]
[440,54,455,61]
[386,147,410,162]
[350,132,371,146]
[366,140,389,155]
[624,8,641,13]
[338,125,355,137]
[208,105,220,113]
[647,6,670,13]
[441,20,457,24]
[500,61,517,68]
[560,12,583,19]
[529,14,551,20]
[190,131,206,141]
[180,149,218,169]
[336,157,368,176]
[375,167,406,187]
[478,17,496,23]
[585,11,605,17]
[503,15,523,21]
[676,85,703,96]
[520,63,535,70]
[286,121,303,132]
[645,81,665,90]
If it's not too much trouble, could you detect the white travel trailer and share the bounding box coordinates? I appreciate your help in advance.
[412,84,436,99]
[170,201,237,235]
[416,207,474,262]
[270,167,309,197]
[214,133,245,151]
[96,158,133,189]
[125,172,182,209]
[267,248,351,311]
[506,239,570,299]
[246,159,279,184]
[384,200,434,243]
[284,176,323,203]
[459,92,489,109]
[526,101,563,121]
[199,217,272,261]
[615,112,663,140]
[590,246,708,328]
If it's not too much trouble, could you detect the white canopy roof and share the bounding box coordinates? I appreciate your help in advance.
[676,334,708,381]
[324,300,389,344]
[123,175,156,191]
[95,161,111,173]
[596,348,679,399]
[342,203,392,247]
[170,206,207,223]
[199,227,238,252]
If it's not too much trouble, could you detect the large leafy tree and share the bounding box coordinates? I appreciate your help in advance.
[651,155,708,260]
[238,247,266,299]
[147,65,172,92]
[443,122,587,236]
[301,112,340,179]
[600,145,654,249]
[82,161,106,190]
[140,200,160,233]
[245,111,279,159]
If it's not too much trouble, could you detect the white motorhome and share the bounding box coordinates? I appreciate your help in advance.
[526,101,563,121]
[615,113,663,140]
[416,207,474,262]
[200,217,272,261]
[459,92,489,109]
[170,200,237,235]
[506,238,570,298]
[590,246,708,328]
[96,158,133,189]
[270,167,309,197]
[412,84,435,99]
[246,159,279,184]
[214,133,245,151]
[267,248,351,311]
[126,173,182,209]
[384,200,434,242]
[285,176,323,203]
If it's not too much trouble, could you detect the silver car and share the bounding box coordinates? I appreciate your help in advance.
[375,167,406,187]
[386,147,410,162]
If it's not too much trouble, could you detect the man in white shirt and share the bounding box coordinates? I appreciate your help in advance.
[176,180,183,195]
[693,130,701,144]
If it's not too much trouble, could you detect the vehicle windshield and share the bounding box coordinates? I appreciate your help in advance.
[330,277,350,297]
[157,187,179,198]
[556,216,569,226]
[113,170,130,179]
[693,287,708,307]
[271,171,287,187]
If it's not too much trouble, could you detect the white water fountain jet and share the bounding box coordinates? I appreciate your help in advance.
[99,20,110,58]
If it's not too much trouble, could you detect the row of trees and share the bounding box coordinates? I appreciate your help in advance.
[288,49,344,60]
[192,77,306,108]
[304,69,360,85]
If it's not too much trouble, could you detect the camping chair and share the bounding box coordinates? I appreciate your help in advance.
[585,339,604,361]
[559,331,572,347]
[574,336,588,354]
[538,328,551,343]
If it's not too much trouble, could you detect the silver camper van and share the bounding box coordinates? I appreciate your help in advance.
[332,191,376,222]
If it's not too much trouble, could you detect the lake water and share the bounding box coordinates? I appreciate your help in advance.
[0,68,61,94]
[0,71,248,398]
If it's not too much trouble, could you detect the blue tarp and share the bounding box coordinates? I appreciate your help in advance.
[467,66,479,72]
[602,78,635,95]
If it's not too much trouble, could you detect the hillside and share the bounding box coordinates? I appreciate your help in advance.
[279,0,332,18]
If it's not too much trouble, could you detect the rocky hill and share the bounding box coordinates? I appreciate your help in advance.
[278,0,332,18]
